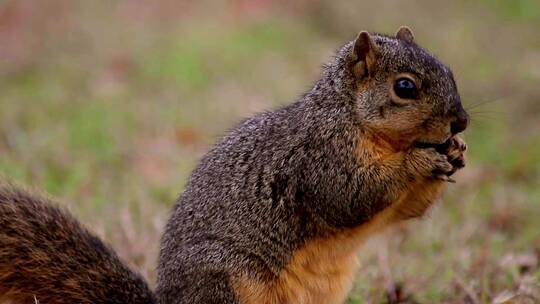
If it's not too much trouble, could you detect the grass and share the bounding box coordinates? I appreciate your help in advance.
[0,0,539,302]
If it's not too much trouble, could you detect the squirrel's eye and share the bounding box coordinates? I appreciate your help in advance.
[393,78,419,100]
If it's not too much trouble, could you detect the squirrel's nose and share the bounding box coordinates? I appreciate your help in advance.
[450,111,469,135]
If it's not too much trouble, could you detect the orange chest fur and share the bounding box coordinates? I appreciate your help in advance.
[234,202,402,304]
[234,179,445,304]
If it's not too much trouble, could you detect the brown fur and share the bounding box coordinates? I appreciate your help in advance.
[0,183,156,304]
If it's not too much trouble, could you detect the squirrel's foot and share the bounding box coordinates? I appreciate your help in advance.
[441,136,467,178]
[408,135,467,183]
[407,147,454,181]
[430,136,467,182]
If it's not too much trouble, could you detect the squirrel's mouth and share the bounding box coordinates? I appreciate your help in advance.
[413,137,451,153]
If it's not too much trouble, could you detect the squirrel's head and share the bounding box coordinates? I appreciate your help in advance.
[344,26,469,150]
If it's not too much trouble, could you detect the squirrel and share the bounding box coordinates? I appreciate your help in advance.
[0,26,468,304]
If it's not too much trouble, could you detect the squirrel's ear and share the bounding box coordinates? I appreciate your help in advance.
[351,31,377,79]
[395,26,414,43]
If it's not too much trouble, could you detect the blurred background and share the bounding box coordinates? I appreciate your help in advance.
[0,0,539,302]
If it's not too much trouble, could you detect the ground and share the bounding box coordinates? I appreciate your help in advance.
[0,1,539,303]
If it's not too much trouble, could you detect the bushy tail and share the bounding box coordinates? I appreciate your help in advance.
[0,183,156,304]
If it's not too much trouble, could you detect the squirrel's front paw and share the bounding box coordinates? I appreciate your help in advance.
[409,136,467,182]
[408,147,454,182]
[442,136,467,177]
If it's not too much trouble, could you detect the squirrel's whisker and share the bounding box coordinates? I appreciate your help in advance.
[464,98,502,111]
